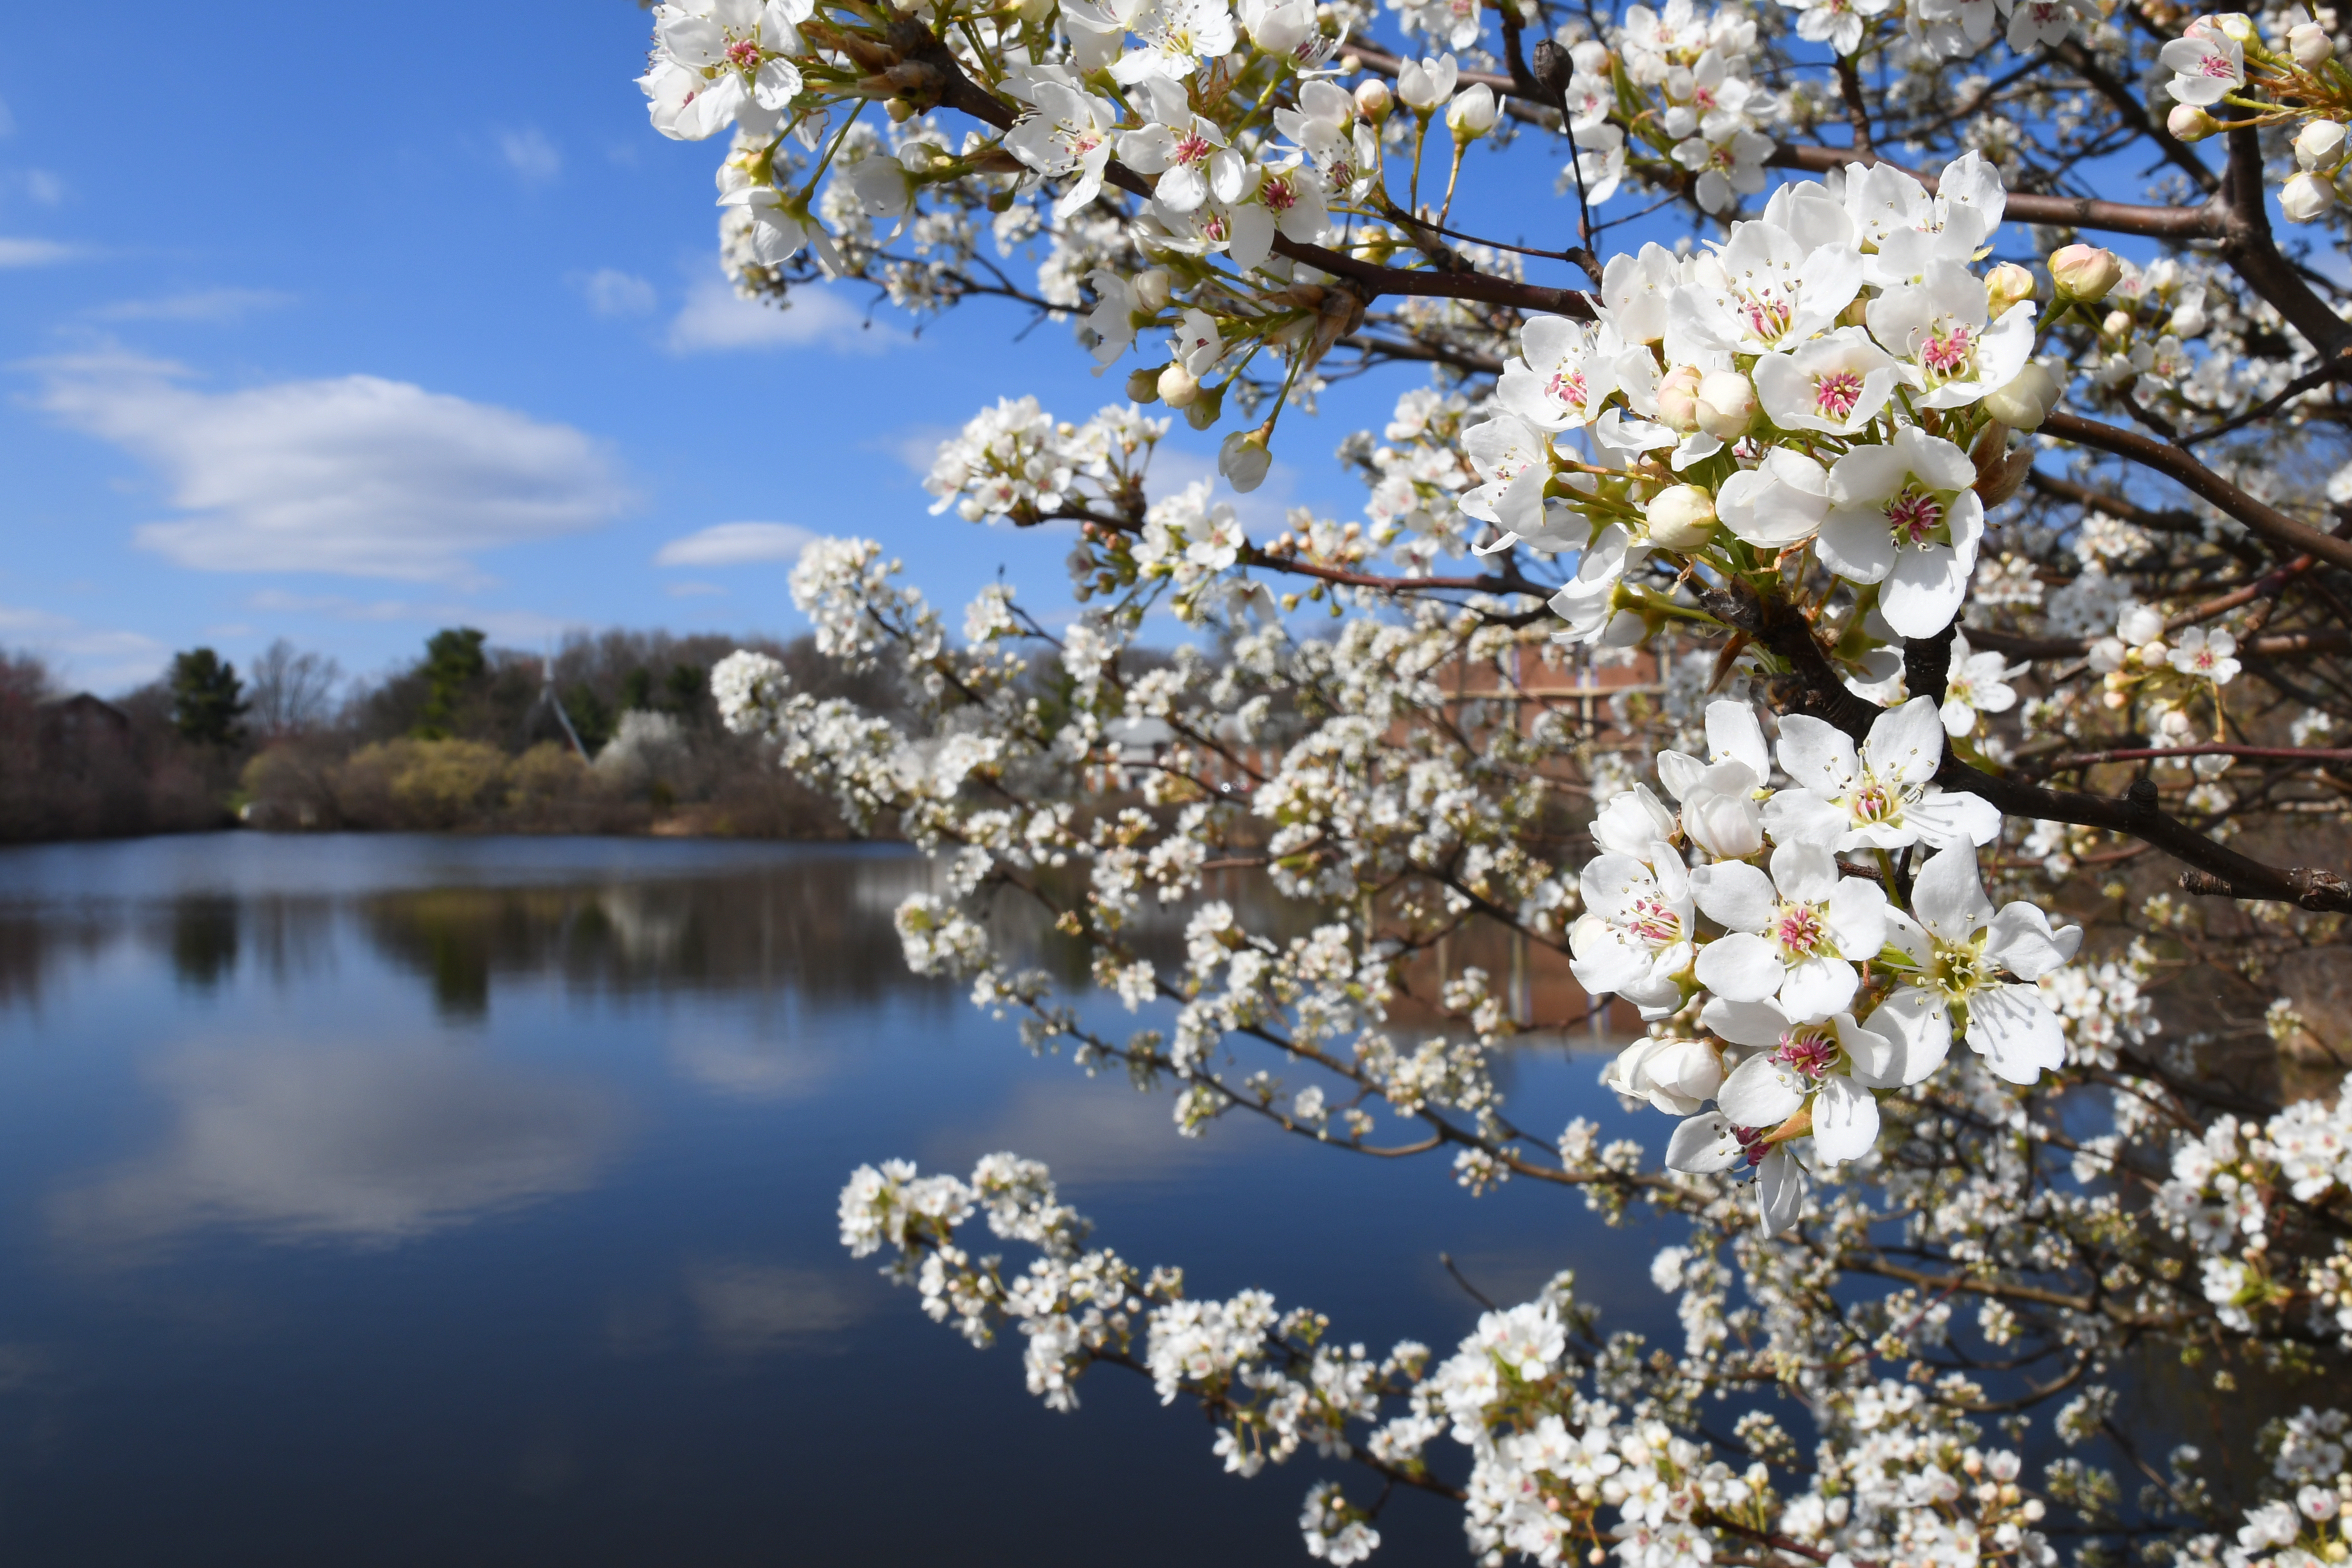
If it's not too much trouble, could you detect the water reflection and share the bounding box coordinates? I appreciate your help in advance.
[167,896,240,990]
[0,835,1647,1567]
[50,1040,630,1257]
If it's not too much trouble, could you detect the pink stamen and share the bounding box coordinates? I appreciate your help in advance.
[1883,487,1944,545]
[1548,370,1589,412]
[1813,370,1865,420]
[1773,1024,1839,1079]
[1921,326,1972,375]
[726,38,764,68]
[1733,1124,1770,1168]
[1773,903,1827,956]
[2200,52,2238,76]
[1742,297,1792,341]
[1173,131,1214,165]
[1850,781,1899,825]
[1627,896,1681,947]
[1263,176,1297,214]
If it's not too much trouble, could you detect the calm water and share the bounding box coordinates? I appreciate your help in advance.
[0,834,1657,1566]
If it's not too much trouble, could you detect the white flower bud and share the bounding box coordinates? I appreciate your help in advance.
[1646,484,1717,549]
[1985,262,2036,318]
[1692,370,1755,439]
[1126,366,1165,403]
[2163,104,2220,141]
[2214,12,2256,44]
[1353,79,1392,122]
[1396,54,1458,110]
[1158,362,1200,408]
[1218,427,1272,492]
[2101,308,2134,338]
[1445,84,1498,139]
[1655,365,1704,431]
[2087,637,2127,673]
[2168,104,2220,141]
[1982,363,2061,429]
[2117,603,2165,644]
[1133,268,1173,311]
[2292,21,2336,64]
[2048,243,2123,302]
[2282,169,2337,223]
[2295,119,2347,170]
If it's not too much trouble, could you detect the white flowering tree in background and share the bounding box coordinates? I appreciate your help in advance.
[643,0,2352,1562]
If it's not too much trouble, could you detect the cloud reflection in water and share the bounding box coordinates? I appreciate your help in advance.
[49,1040,629,1257]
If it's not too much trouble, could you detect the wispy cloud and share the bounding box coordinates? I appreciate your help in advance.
[37,352,633,585]
[244,590,582,643]
[0,603,168,690]
[497,125,563,183]
[665,275,897,355]
[573,267,656,319]
[0,238,78,268]
[18,171,62,206]
[89,287,295,324]
[654,522,815,567]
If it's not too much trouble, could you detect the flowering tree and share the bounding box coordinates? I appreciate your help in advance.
[641,0,2352,1563]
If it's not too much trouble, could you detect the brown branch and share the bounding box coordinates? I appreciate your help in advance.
[2041,412,2352,572]
[2044,743,2352,767]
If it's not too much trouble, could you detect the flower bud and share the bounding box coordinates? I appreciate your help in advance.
[2087,637,2127,673]
[1985,261,2036,318]
[1352,233,1395,263]
[1692,370,1756,439]
[1132,267,1173,312]
[2048,243,2123,302]
[1646,484,1717,550]
[1219,426,1273,492]
[1982,363,2060,429]
[2292,20,2336,64]
[2282,169,2338,223]
[1158,362,1200,408]
[1354,79,1392,122]
[1655,365,1704,431]
[2101,308,2134,338]
[1445,84,1498,139]
[1127,366,1166,403]
[2138,639,2172,666]
[884,96,917,122]
[2168,104,2220,141]
[1184,380,1226,428]
[2296,119,2347,170]
[2214,11,2256,44]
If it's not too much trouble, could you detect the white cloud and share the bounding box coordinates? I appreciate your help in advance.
[574,267,656,318]
[665,275,896,355]
[498,125,563,183]
[90,287,295,323]
[37,354,632,583]
[0,238,76,267]
[21,171,63,205]
[654,521,815,567]
[0,604,167,690]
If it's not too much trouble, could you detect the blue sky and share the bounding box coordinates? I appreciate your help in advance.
[0,3,1433,694]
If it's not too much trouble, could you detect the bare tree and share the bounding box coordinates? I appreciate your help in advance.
[244,639,342,742]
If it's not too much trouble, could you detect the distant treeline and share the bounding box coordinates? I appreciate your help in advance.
[0,628,906,844]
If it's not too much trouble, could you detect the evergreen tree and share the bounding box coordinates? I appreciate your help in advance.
[168,648,249,749]
[411,628,487,741]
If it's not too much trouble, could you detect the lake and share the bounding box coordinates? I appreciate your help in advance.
[0,833,1659,1566]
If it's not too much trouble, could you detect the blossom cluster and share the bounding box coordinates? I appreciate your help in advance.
[1581,697,2081,1232]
